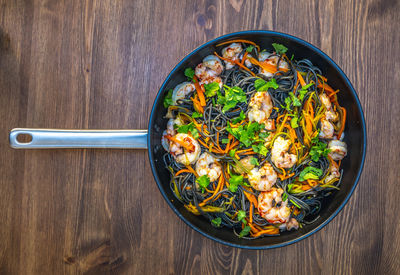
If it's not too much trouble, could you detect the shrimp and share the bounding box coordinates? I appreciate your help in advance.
[168,133,201,165]
[195,55,224,80]
[195,152,222,182]
[248,162,277,191]
[172,82,195,105]
[271,136,297,169]
[258,187,291,224]
[324,164,340,184]
[161,117,183,151]
[221,43,242,70]
[258,52,289,78]
[319,119,334,139]
[319,93,338,122]
[328,140,347,161]
[284,218,299,231]
[248,91,274,129]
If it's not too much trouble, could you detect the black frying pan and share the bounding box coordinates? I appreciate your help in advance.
[10,30,366,249]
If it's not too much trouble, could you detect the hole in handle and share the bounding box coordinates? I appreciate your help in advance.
[16,133,33,143]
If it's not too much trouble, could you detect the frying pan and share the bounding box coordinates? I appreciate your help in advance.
[9,31,366,249]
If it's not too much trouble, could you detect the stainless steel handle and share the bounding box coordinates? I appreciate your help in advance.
[9,128,148,149]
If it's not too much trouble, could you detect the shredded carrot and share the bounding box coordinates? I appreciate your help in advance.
[193,76,206,106]
[165,135,195,152]
[216,39,260,51]
[243,188,258,209]
[241,51,248,66]
[185,165,198,177]
[297,71,306,87]
[318,82,335,94]
[175,169,192,176]
[249,203,253,224]
[233,60,256,76]
[199,175,224,206]
[251,227,280,237]
[337,107,346,139]
[248,57,289,74]
[191,96,204,113]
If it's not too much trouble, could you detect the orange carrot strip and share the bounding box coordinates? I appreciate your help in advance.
[337,107,346,139]
[216,40,260,51]
[297,71,306,87]
[185,165,198,177]
[190,96,204,113]
[175,169,192,176]
[234,60,256,76]
[241,51,248,66]
[199,175,224,206]
[318,82,335,94]
[243,189,258,209]
[251,227,280,237]
[249,203,253,224]
[193,76,206,106]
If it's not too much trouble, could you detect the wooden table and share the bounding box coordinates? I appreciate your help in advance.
[1,0,399,274]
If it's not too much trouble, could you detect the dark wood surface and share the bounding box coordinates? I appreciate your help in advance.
[1,0,399,274]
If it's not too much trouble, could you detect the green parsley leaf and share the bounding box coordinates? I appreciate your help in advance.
[259,131,270,139]
[282,192,288,202]
[237,210,246,222]
[298,83,314,101]
[239,225,251,238]
[282,96,293,111]
[272,43,288,55]
[231,110,246,124]
[254,78,279,91]
[228,174,243,193]
[252,143,268,156]
[291,116,299,128]
[184,68,195,81]
[309,138,331,162]
[229,149,237,158]
[221,138,230,144]
[250,157,259,166]
[226,121,264,147]
[246,45,254,52]
[176,123,199,139]
[196,175,210,193]
[211,217,222,227]
[299,167,323,182]
[204,82,220,97]
[290,93,301,107]
[218,86,247,113]
[163,89,173,108]
[191,112,202,119]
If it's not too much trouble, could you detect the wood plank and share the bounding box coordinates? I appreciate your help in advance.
[0,0,399,274]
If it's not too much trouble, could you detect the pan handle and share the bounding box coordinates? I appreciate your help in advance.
[9,128,148,149]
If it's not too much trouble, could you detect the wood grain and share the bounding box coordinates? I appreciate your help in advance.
[1,0,399,274]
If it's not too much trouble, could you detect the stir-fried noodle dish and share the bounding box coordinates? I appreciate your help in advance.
[161,40,347,239]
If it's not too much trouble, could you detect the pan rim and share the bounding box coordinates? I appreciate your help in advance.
[147,30,367,249]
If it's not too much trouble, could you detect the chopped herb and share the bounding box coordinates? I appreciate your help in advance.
[228,174,243,193]
[163,89,173,108]
[290,116,299,128]
[272,43,288,55]
[259,131,270,139]
[239,225,251,238]
[221,138,230,144]
[250,157,259,166]
[282,192,288,201]
[191,112,202,119]
[229,149,237,158]
[291,93,302,107]
[176,123,199,139]
[246,45,254,52]
[196,175,210,193]
[298,83,314,101]
[231,110,246,124]
[309,138,331,162]
[290,54,294,60]
[287,183,294,192]
[211,217,222,227]
[227,121,264,147]
[237,210,246,222]
[254,78,279,91]
[204,82,220,97]
[184,68,195,81]
[299,166,323,181]
[217,86,247,113]
[252,143,268,156]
